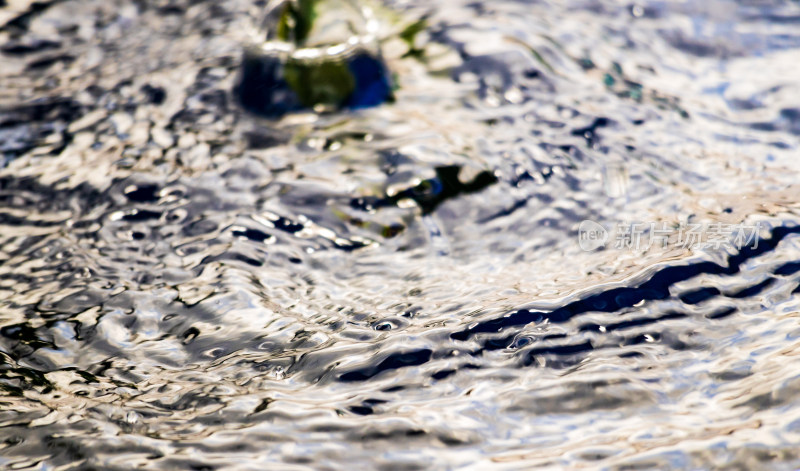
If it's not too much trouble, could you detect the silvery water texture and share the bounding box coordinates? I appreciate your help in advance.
[1,0,800,469]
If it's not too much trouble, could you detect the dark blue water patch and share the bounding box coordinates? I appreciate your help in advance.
[726,277,776,299]
[580,311,688,334]
[344,52,394,109]
[0,98,83,161]
[338,349,432,382]
[120,209,161,222]
[679,287,721,305]
[0,211,64,227]
[181,327,200,345]
[543,333,569,341]
[356,427,427,442]
[475,310,692,354]
[140,84,166,105]
[479,335,517,351]
[271,216,304,234]
[705,307,737,320]
[452,224,800,343]
[431,369,456,380]
[571,117,612,147]
[619,351,644,359]
[235,52,302,117]
[348,405,374,416]
[451,281,676,341]
[349,195,391,212]
[740,108,800,136]
[1,39,61,55]
[450,310,543,341]
[0,97,83,127]
[779,108,800,134]
[231,228,274,244]
[26,54,75,70]
[123,183,160,203]
[430,363,479,381]
[197,89,228,111]
[157,4,185,15]
[0,0,63,33]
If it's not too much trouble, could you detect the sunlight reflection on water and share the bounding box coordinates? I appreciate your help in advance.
[1,0,800,469]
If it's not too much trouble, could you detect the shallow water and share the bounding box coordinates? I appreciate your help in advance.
[2,0,800,469]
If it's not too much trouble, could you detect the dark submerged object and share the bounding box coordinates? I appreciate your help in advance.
[350,165,499,215]
[236,49,393,117]
[234,0,393,117]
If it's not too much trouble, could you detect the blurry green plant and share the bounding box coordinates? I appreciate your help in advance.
[399,17,427,58]
[284,59,356,109]
[276,0,317,44]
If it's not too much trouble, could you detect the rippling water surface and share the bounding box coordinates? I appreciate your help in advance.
[2,0,800,469]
